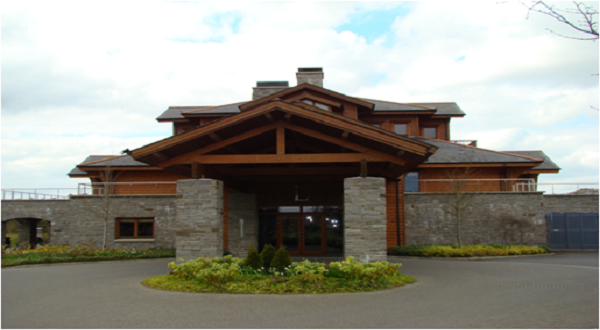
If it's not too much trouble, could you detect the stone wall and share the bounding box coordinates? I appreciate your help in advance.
[175,179,223,262]
[2,196,177,250]
[404,192,547,246]
[344,177,387,262]
[227,193,258,258]
[543,195,599,213]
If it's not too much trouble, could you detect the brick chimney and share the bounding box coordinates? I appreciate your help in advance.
[252,81,289,100]
[296,67,323,87]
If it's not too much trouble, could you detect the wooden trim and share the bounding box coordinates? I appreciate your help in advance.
[158,122,280,167]
[285,92,342,108]
[529,169,560,174]
[187,153,387,165]
[240,83,374,111]
[221,166,361,176]
[77,166,164,172]
[282,122,407,165]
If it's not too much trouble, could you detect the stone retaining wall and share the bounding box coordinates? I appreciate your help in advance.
[404,192,547,246]
[543,194,599,213]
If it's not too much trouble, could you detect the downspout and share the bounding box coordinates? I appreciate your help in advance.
[395,179,401,246]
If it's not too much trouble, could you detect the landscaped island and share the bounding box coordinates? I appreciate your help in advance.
[143,245,414,294]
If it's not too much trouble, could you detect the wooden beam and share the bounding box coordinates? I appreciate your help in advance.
[265,113,275,123]
[282,122,407,166]
[209,132,222,142]
[153,152,170,162]
[360,159,368,177]
[220,166,360,176]
[191,161,204,179]
[276,125,285,155]
[341,131,350,140]
[189,153,384,165]
[284,113,292,123]
[159,122,279,167]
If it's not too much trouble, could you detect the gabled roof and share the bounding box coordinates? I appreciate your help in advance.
[239,83,375,112]
[504,151,561,170]
[412,137,543,165]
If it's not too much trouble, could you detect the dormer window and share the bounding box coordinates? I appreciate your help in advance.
[301,99,330,111]
[394,124,408,136]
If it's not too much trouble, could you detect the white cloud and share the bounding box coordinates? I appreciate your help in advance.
[1,1,598,189]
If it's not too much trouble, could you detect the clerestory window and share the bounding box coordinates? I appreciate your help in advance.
[301,99,330,111]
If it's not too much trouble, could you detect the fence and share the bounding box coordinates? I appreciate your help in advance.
[405,178,536,193]
[76,182,177,195]
[1,189,77,200]
[514,182,599,195]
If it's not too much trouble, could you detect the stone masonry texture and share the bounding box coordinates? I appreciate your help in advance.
[175,179,223,262]
[404,192,547,246]
[344,177,387,262]
[543,195,599,213]
[227,193,259,258]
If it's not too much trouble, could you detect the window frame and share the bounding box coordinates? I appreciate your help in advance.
[423,127,437,139]
[115,218,155,239]
[300,99,330,111]
[394,123,408,136]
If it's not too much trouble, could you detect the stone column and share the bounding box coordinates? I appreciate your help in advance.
[175,179,224,262]
[228,193,258,258]
[18,219,37,248]
[344,177,387,262]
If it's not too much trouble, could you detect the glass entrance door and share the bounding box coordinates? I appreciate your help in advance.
[258,206,342,255]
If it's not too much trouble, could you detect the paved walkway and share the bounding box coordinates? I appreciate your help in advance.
[2,252,598,328]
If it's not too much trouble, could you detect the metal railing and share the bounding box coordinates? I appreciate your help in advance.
[405,178,536,193]
[514,182,599,195]
[76,182,177,195]
[1,189,77,200]
[450,140,478,147]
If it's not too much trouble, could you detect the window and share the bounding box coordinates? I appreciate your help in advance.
[404,172,419,192]
[423,127,437,138]
[301,99,329,111]
[116,218,154,239]
[395,124,408,136]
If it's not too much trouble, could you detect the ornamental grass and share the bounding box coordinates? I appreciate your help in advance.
[387,244,552,257]
[1,243,175,267]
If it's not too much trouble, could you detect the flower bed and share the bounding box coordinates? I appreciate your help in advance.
[387,244,552,257]
[142,256,415,294]
[1,244,175,267]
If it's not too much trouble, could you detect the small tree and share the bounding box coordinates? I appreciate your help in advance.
[244,244,262,270]
[260,244,276,269]
[442,167,476,249]
[81,167,119,251]
[270,245,292,272]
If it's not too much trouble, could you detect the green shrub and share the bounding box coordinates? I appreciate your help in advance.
[270,245,291,272]
[540,245,552,253]
[260,244,276,269]
[243,244,262,270]
[387,244,551,257]
[223,249,232,256]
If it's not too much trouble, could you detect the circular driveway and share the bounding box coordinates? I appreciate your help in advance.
[2,253,598,328]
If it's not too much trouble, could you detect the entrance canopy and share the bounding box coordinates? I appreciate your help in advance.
[131,87,437,191]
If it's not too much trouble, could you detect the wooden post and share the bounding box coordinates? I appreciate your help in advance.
[276,126,285,155]
[360,159,368,177]
[191,161,204,179]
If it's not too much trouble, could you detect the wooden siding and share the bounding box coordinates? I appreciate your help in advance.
[418,167,506,192]
[386,179,404,248]
[419,117,449,140]
[109,170,188,194]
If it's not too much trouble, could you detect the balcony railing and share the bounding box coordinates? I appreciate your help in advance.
[76,182,177,195]
[1,189,77,200]
[405,178,599,195]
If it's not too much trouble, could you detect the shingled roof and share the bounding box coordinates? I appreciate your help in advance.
[68,155,151,176]
[411,138,542,164]
[156,98,465,120]
[504,151,560,170]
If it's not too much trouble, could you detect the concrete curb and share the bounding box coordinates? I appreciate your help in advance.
[388,253,557,261]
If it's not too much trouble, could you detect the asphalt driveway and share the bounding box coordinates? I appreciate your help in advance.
[2,252,598,328]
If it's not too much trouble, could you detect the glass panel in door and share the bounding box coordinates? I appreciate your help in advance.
[303,215,322,252]
[281,216,299,252]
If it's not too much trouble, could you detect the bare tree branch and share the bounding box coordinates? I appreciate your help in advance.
[521,1,599,40]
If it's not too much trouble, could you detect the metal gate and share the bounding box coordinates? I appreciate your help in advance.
[546,213,599,250]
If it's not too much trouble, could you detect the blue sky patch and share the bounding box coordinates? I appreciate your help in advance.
[455,55,466,62]
[335,4,414,45]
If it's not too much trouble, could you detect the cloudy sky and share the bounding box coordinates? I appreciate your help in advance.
[2,1,598,193]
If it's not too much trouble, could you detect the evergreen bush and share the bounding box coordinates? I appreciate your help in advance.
[270,245,291,272]
[243,244,262,270]
[260,244,276,269]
